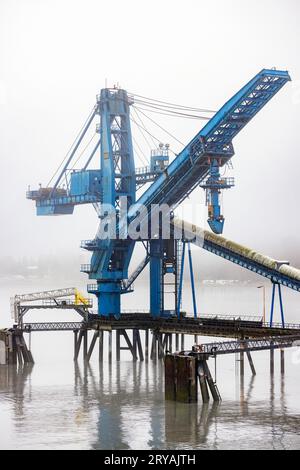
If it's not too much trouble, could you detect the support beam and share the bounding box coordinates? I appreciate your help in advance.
[151,333,157,362]
[177,242,186,319]
[74,330,78,360]
[181,334,185,351]
[198,361,210,404]
[74,330,84,361]
[246,350,256,376]
[188,242,197,319]
[108,331,112,363]
[87,331,99,362]
[281,349,285,375]
[240,351,245,376]
[175,334,179,352]
[99,330,104,362]
[83,330,88,361]
[116,330,121,361]
[168,334,173,353]
[270,344,275,375]
[203,360,221,402]
[270,283,285,327]
[133,330,144,361]
[157,334,165,360]
[121,329,136,359]
[145,329,149,361]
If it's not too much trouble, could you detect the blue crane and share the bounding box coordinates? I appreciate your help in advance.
[27,69,291,318]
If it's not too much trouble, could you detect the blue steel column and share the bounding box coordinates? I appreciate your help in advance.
[278,284,285,328]
[270,283,276,327]
[177,242,186,319]
[270,283,285,327]
[150,240,163,317]
[89,89,136,317]
[207,160,224,235]
[188,243,198,319]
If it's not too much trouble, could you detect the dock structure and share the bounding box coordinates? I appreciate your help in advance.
[3,298,300,401]
[4,70,300,403]
[5,289,300,374]
[0,329,34,366]
[9,313,300,367]
[165,335,300,403]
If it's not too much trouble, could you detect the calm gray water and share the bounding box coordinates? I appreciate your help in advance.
[1,281,300,450]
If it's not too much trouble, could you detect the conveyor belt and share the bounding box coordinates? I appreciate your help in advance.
[172,218,300,292]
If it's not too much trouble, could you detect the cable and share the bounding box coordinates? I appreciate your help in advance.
[134,106,185,146]
[134,98,213,114]
[130,115,162,146]
[131,115,178,158]
[134,98,214,117]
[131,111,152,152]
[47,106,96,187]
[70,132,97,171]
[131,107,157,149]
[134,104,211,121]
[128,92,216,113]
[131,131,150,166]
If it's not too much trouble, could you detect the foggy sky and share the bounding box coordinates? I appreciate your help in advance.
[0,0,300,268]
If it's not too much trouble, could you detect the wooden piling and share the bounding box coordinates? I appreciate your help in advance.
[181,334,185,351]
[157,334,165,359]
[87,331,99,362]
[246,350,256,376]
[83,330,88,361]
[74,330,84,361]
[203,360,220,402]
[150,333,157,362]
[175,334,179,352]
[198,360,210,403]
[280,349,285,375]
[116,330,121,361]
[145,329,149,360]
[165,354,197,403]
[168,334,173,353]
[270,345,274,375]
[99,330,104,362]
[108,330,112,363]
[135,330,144,361]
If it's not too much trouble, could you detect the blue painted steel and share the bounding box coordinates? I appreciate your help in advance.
[177,242,186,319]
[83,138,101,171]
[206,161,225,234]
[150,240,163,317]
[51,108,97,193]
[70,170,102,197]
[88,89,136,316]
[27,69,292,321]
[188,243,197,319]
[199,69,291,147]
[278,284,285,328]
[270,283,285,327]
[37,204,74,216]
[270,283,276,327]
[129,69,291,234]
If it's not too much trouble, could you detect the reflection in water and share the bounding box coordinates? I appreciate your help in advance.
[0,360,300,450]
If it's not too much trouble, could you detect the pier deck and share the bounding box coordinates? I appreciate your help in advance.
[18,314,300,339]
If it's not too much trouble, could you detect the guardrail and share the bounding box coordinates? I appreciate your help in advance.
[80,264,92,273]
